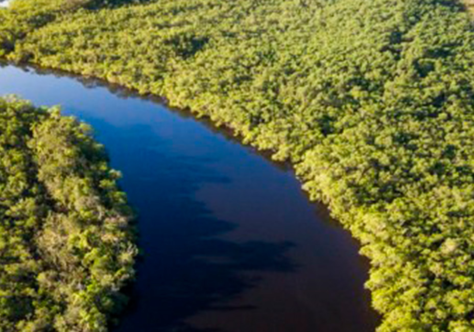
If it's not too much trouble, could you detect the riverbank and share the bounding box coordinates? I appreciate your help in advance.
[2,0,474,330]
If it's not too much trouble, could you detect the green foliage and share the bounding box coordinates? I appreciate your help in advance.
[2,0,474,330]
[0,97,137,332]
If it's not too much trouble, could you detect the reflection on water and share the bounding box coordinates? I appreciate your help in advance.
[0,64,379,332]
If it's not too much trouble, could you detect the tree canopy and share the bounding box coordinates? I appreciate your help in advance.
[2,0,474,330]
[0,97,137,332]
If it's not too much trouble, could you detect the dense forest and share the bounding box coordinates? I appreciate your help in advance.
[0,97,137,331]
[2,0,474,330]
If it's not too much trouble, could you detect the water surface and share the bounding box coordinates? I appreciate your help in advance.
[0,64,378,332]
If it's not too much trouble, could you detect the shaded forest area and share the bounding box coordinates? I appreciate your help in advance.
[2,0,474,330]
[0,97,137,331]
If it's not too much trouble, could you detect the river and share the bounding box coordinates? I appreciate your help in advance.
[0,64,379,332]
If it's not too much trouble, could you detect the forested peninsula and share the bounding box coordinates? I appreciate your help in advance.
[0,97,137,331]
[2,0,474,330]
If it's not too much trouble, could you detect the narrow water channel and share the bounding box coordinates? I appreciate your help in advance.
[0,64,378,332]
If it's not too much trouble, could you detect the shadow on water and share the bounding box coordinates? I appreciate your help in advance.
[119,200,297,332]
[79,119,299,332]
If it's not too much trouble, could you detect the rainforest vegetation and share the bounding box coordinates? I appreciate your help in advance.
[0,97,137,331]
[2,0,474,330]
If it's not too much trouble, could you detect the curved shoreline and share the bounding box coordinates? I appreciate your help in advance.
[0,62,379,331]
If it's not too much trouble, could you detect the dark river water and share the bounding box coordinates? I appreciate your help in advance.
[0,64,378,332]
